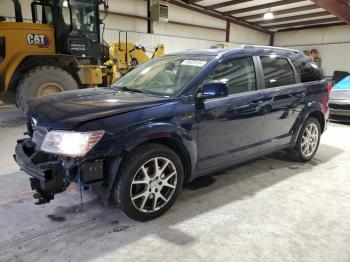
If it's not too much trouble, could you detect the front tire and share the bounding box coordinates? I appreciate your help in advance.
[288,117,321,162]
[112,144,184,221]
[16,66,79,112]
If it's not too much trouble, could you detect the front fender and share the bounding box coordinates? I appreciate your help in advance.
[94,122,198,202]
[104,121,197,173]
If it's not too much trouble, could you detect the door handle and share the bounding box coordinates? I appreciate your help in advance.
[250,100,264,107]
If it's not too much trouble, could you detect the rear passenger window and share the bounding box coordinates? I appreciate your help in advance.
[291,60,322,82]
[208,57,256,95]
[260,57,295,88]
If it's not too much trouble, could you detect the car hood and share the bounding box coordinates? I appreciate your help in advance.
[27,87,171,130]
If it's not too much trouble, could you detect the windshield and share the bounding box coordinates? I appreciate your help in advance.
[112,55,214,96]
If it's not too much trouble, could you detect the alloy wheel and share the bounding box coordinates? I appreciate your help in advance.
[301,122,319,157]
[130,157,177,213]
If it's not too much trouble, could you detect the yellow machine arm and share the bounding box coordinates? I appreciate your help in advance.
[151,44,165,59]
[105,42,165,85]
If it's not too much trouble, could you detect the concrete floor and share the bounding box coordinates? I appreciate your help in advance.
[1,113,350,262]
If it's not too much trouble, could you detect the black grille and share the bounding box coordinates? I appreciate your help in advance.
[0,37,5,62]
[329,103,350,110]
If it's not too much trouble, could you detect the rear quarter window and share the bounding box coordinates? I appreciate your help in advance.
[291,60,322,83]
[260,56,296,88]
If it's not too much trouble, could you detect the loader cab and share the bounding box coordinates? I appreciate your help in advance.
[31,0,106,64]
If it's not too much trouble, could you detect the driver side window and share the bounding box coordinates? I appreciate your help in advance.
[208,57,257,95]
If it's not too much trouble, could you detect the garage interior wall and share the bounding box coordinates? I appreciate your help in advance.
[0,0,269,53]
[275,25,350,78]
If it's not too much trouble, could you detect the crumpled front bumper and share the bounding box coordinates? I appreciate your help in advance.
[14,138,67,204]
[15,139,52,181]
[14,136,106,205]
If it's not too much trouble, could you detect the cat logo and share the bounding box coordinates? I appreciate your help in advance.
[26,34,50,48]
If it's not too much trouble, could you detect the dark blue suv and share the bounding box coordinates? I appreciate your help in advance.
[15,46,330,221]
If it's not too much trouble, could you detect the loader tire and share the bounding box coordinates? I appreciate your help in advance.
[16,66,79,112]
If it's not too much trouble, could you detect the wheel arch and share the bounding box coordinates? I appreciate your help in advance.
[135,137,193,184]
[104,133,194,204]
[308,110,326,133]
[291,106,326,145]
[102,121,197,187]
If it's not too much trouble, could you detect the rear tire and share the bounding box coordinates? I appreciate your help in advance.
[112,143,184,221]
[16,66,79,112]
[287,117,321,162]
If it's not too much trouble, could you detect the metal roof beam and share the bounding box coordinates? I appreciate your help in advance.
[311,0,350,24]
[239,4,321,21]
[169,0,271,34]
[224,0,306,15]
[264,17,340,29]
[205,0,253,10]
[257,11,331,25]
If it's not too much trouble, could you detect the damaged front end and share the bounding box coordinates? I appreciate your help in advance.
[14,121,105,205]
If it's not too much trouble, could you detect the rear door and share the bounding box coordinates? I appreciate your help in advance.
[197,56,265,170]
[258,56,307,150]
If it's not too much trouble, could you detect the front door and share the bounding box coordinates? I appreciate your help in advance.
[197,56,265,171]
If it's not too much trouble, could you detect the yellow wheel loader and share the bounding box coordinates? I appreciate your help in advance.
[0,0,164,111]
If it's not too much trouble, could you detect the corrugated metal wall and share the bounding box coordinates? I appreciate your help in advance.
[281,43,350,78]
[103,29,242,55]
[275,25,350,78]
[0,0,269,47]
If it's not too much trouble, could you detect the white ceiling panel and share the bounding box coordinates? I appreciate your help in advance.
[234,4,319,18]
[247,8,325,22]
[260,15,336,26]
[215,0,311,13]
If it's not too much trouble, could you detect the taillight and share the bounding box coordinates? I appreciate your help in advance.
[327,82,332,93]
[321,82,332,112]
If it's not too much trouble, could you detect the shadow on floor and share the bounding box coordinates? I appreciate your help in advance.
[0,143,344,261]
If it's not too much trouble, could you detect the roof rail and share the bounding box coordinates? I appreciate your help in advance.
[241,45,301,54]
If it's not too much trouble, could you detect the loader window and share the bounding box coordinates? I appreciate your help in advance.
[70,0,99,42]
[32,3,53,24]
[60,1,71,26]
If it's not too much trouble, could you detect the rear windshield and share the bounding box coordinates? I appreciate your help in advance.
[260,56,296,88]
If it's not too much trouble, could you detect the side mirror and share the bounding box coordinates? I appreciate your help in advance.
[197,81,229,100]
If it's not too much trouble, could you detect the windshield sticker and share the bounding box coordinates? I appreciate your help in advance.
[181,60,207,67]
